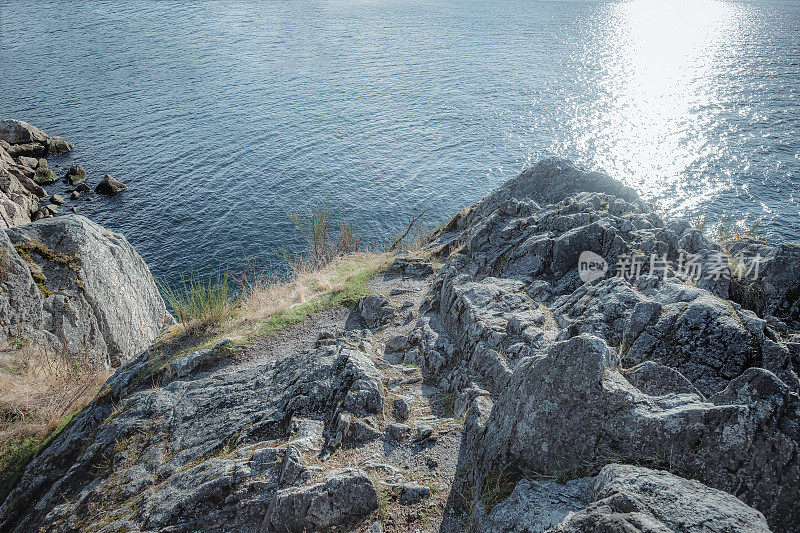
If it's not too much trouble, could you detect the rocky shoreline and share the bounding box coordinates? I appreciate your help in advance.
[0,119,127,228]
[2,157,800,532]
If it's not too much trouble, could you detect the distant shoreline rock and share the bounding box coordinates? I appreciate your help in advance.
[1,119,127,229]
[95,174,127,195]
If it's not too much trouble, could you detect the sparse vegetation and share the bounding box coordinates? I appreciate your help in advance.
[0,342,105,502]
[0,206,424,511]
[480,464,520,512]
[9,237,82,297]
[12,238,81,273]
[435,392,456,417]
[158,270,233,331]
[553,468,571,485]
[691,214,707,233]
[390,210,428,251]
[716,214,765,244]
[286,204,364,269]
[729,272,767,314]
[0,247,9,282]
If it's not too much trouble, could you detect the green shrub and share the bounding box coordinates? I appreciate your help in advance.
[158,270,232,327]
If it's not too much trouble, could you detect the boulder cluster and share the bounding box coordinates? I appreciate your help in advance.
[2,158,799,532]
[0,119,126,228]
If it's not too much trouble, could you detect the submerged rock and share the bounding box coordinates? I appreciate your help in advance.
[64,164,86,184]
[46,136,73,154]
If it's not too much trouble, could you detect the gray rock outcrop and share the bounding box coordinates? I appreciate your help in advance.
[0,215,172,366]
[0,120,74,228]
[4,157,799,532]
[475,464,769,532]
[0,344,382,532]
[414,159,800,531]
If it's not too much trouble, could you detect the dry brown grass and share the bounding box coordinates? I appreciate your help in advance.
[0,341,110,499]
[0,342,109,438]
[232,252,391,338]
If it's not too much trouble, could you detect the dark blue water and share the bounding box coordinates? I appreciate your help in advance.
[1,0,799,284]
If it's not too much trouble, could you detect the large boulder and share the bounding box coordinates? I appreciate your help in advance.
[0,172,39,228]
[0,119,48,145]
[475,464,769,532]
[0,215,172,366]
[453,334,800,530]
[728,240,800,329]
[263,469,378,532]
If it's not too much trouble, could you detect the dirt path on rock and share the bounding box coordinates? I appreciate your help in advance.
[229,264,466,532]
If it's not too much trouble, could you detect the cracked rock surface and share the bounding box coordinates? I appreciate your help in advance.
[4,158,800,532]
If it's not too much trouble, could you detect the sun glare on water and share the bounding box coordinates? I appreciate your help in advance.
[567,0,744,211]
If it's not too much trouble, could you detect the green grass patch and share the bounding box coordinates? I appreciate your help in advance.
[480,464,521,512]
[127,253,389,394]
[158,270,232,327]
[246,256,383,340]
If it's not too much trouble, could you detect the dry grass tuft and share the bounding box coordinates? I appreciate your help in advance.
[286,205,365,269]
[0,342,110,500]
[158,270,233,334]
[235,252,390,331]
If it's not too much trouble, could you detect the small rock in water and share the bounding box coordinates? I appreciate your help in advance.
[70,191,80,200]
[64,164,86,184]
[95,174,127,194]
[33,166,58,185]
[75,182,91,193]
[47,136,74,154]
[50,194,65,205]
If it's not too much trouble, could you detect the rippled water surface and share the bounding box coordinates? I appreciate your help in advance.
[1,0,799,282]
